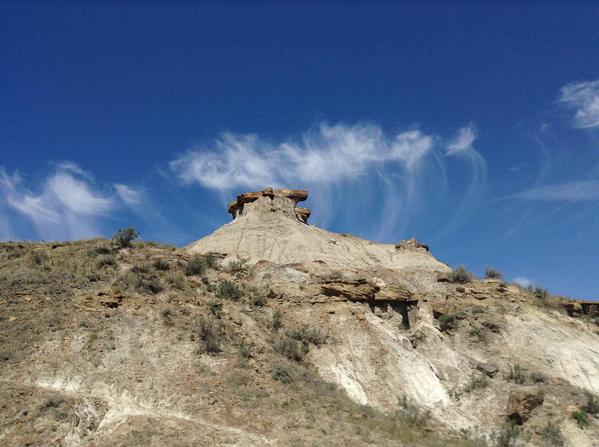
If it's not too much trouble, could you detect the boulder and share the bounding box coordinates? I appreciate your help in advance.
[395,237,429,252]
[506,390,544,424]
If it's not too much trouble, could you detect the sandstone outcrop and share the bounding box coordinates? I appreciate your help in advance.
[320,279,378,301]
[563,300,599,318]
[395,237,429,252]
[227,187,310,223]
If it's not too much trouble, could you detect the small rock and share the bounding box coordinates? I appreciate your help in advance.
[456,287,465,293]
[9,316,16,322]
[476,362,498,378]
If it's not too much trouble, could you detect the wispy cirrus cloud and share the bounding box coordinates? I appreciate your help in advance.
[558,80,599,129]
[170,121,486,240]
[446,123,477,154]
[170,123,435,190]
[516,180,599,202]
[0,163,141,240]
[114,184,145,206]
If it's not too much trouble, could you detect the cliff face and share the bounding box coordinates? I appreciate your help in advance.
[1,188,599,447]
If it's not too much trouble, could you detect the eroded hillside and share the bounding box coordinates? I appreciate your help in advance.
[1,188,598,447]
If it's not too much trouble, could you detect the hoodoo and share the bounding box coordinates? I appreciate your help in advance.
[186,187,451,290]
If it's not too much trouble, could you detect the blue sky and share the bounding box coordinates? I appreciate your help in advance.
[1,2,599,299]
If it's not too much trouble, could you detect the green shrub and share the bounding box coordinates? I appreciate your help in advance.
[534,287,549,300]
[29,251,51,270]
[249,291,267,307]
[205,253,219,269]
[468,327,485,342]
[572,409,589,429]
[583,392,599,415]
[166,272,186,290]
[449,266,473,284]
[271,365,293,384]
[153,258,169,271]
[91,245,112,255]
[185,255,206,276]
[271,309,283,332]
[198,318,220,354]
[131,264,150,274]
[112,227,139,248]
[226,259,247,274]
[529,371,545,383]
[136,274,163,294]
[288,324,328,350]
[437,314,457,332]
[216,280,241,301]
[396,396,430,429]
[161,307,174,326]
[541,422,564,446]
[506,364,526,384]
[275,337,304,361]
[238,341,250,364]
[464,374,489,393]
[114,270,162,294]
[493,422,520,447]
[96,254,117,268]
[208,300,223,318]
[484,267,503,280]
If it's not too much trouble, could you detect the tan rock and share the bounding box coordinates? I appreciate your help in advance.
[374,285,413,301]
[395,237,429,252]
[476,362,498,378]
[506,390,544,424]
[295,207,311,224]
[320,280,378,301]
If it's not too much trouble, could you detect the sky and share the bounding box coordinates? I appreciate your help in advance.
[1,1,599,299]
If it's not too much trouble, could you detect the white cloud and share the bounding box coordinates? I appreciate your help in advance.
[514,276,532,288]
[115,184,144,206]
[170,123,437,191]
[0,163,141,240]
[516,180,599,201]
[170,121,487,241]
[446,123,477,155]
[558,80,599,129]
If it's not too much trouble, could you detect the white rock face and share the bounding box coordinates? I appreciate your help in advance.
[186,190,450,288]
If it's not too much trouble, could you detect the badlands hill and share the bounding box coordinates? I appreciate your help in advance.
[1,188,598,446]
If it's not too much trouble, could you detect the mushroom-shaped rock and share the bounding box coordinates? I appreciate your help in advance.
[227,187,310,223]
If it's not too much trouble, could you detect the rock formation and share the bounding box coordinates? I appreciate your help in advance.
[188,188,451,291]
[227,187,310,223]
